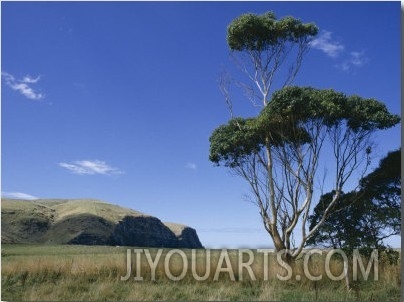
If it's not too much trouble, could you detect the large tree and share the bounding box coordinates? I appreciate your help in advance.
[307,149,401,254]
[209,86,400,259]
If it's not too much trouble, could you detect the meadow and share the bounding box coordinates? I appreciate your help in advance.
[1,244,400,301]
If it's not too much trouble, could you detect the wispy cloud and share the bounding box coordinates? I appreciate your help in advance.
[311,31,368,73]
[336,51,368,73]
[59,160,124,175]
[349,51,367,66]
[2,71,44,100]
[186,162,197,170]
[310,31,344,58]
[22,75,41,84]
[2,191,39,200]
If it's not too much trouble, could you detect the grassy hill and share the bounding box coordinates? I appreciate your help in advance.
[1,198,203,248]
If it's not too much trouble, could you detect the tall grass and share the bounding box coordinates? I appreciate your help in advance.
[1,244,400,301]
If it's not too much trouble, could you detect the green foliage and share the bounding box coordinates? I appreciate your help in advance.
[227,12,318,51]
[346,96,401,131]
[209,86,400,168]
[209,118,262,168]
[259,87,347,126]
[307,191,362,250]
[359,149,401,213]
[308,149,401,258]
[263,87,400,130]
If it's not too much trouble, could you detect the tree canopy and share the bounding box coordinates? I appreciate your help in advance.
[227,12,318,51]
[210,86,400,169]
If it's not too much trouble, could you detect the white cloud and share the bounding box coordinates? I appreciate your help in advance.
[2,71,44,100]
[349,51,367,66]
[59,160,124,175]
[310,31,344,58]
[336,51,368,73]
[186,162,197,170]
[22,75,41,84]
[2,192,39,200]
[311,31,368,73]
[337,62,350,72]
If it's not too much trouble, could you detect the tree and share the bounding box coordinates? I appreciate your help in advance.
[358,149,401,235]
[221,11,318,115]
[308,149,401,255]
[209,86,400,260]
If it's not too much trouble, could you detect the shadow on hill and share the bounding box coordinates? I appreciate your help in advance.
[2,199,203,248]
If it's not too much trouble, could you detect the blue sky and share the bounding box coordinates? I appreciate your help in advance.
[1,2,401,248]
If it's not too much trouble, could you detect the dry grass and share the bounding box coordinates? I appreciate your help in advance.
[1,244,401,301]
[49,199,145,222]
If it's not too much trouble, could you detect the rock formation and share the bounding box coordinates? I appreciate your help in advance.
[1,198,203,248]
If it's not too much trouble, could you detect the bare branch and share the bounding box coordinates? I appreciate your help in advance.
[218,69,235,119]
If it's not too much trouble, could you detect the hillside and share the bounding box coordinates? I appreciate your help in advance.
[1,198,203,248]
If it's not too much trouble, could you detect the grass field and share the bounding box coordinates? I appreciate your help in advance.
[1,244,400,301]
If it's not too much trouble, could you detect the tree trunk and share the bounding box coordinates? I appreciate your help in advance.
[271,230,295,265]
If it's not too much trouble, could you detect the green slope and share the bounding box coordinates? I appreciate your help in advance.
[1,198,203,248]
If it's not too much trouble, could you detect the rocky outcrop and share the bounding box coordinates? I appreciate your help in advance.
[111,216,179,248]
[164,223,203,248]
[1,198,203,248]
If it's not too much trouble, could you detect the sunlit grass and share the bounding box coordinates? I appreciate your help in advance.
[1,244,400,301]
